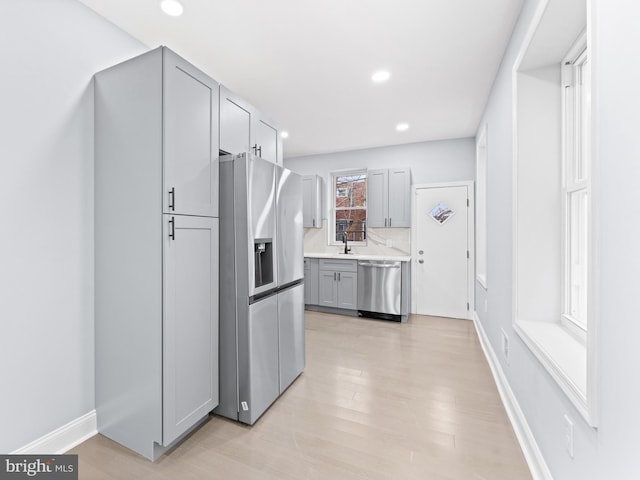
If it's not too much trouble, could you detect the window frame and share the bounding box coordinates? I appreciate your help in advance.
[512,0,596,427]
[329,169,368,246]
[562,35,589,336]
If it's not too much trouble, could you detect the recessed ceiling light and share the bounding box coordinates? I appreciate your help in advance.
[160,0,184,16]
[281,131,289,139]
[371,71,391,83]
[396,123,409,132]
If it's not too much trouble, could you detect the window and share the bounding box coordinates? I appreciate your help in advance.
[331,171,367,244]
[512,0,594,425]
[562,39,590,333]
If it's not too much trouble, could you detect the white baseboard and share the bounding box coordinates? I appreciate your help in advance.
[11,410,97,455]
[472,312,554,480]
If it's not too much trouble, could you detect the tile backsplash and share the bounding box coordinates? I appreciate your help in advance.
[304,220,410,256]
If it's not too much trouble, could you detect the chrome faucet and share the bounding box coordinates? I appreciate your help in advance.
[342,233,351,254]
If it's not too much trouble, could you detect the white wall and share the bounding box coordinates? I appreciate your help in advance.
[476,0,640,477]
[285,137,475,184]
[285,137,475,214]
[0,0,146,452]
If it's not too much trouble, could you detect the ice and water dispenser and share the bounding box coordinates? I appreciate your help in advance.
[254,239,273,288]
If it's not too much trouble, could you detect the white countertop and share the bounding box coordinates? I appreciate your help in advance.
[304,252,411,262]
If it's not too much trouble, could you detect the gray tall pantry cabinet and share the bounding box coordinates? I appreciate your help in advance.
[95,47,220,461]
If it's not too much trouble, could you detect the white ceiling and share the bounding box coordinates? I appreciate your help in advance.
[78,0,524,159]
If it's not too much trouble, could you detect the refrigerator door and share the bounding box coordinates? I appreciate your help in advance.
[245,156,278,295]
[278,284,306,393]
[276,167,304,286]
[238,294,280,425]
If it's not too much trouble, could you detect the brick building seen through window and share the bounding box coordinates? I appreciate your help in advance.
[334,172,367,242]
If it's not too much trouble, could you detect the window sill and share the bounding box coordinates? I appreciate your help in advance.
[514,319,593,425]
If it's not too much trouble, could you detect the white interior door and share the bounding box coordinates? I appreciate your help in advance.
[413,184,470,319]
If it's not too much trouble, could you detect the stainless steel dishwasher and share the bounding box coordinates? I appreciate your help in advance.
[357,260,402,321]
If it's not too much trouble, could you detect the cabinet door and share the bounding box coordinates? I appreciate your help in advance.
[309,258,320,305]
[337,271,358,310]
[318,271,337,307]
[304,269,311,304]
[302,175,323,228]
[254,117,279,165]
[388,168,411,227]
[367,169,388,227]
[163,215,218,446]
[163,49,219,217]
[219,86,251,155]
[302,176,315,228]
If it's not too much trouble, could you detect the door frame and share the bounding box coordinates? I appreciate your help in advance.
[411,181,475,319]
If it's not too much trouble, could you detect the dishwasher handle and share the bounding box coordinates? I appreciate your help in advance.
[358,262,401,268]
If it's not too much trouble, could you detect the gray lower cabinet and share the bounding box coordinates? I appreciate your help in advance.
[304,257,319,305]
[163,215,219,445]
[95,47,219,461]
[317,259,358,310]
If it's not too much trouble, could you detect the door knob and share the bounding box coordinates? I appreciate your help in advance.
[418,259,424,264]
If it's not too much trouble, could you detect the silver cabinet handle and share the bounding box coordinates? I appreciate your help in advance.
[169,187,175,211]
[338,272,341,281]
[358,262,400,268]
[389,218,392,226]
[169,216,175,240]
[334,272,336,281]
[418,259,424,264]
[385,218,387,227]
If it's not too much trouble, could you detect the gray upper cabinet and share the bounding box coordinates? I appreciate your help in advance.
[219,92,251,156]
[302,174,323,228]
[388,168,411,227]
[367,168,411,228]
[94,47,219,461]
[255,119,279,165]
[219,85,283,165]
[367,170,389,228]
[163,49,219,217]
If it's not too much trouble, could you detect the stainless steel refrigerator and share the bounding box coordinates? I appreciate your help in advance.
[216,152,304,425]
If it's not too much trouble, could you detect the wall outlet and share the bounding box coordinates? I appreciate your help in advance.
[564,414,574,458]
[501,329,509,363]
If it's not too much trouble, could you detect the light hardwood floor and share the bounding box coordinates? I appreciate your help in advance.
[70,312,531,479]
